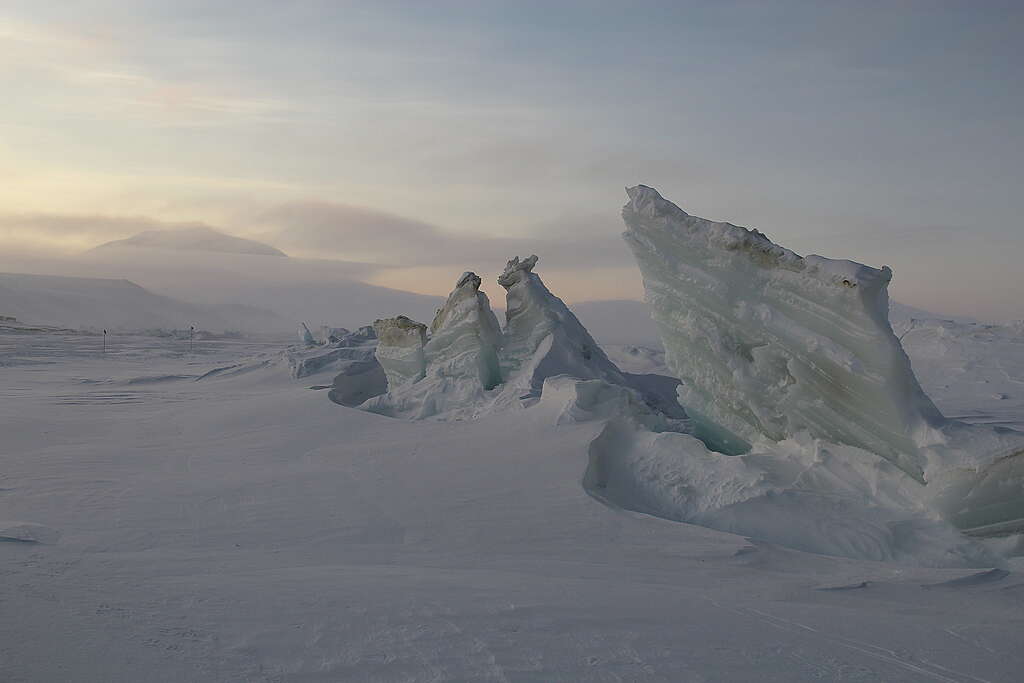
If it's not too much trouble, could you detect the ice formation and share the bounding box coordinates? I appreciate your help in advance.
[358,258,637,420]
[496,255,625,402]
[622,185,944,476]
[288,325,378,379]
[372,316,428,389]
[298,322,316,346]
[427,272,503,392]
[619,185,1024,537]
[361,272,503,419]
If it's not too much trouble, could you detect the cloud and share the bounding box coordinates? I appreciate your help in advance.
[0,212,219,253]
[250,200,633,272]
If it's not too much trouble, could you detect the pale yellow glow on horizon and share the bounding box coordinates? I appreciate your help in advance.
[367,265,645,304]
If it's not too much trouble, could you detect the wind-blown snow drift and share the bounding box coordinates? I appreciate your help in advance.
[620,185,1024,538]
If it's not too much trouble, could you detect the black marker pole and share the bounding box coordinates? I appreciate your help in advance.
[102,329,107,355]
[189,325,194,353]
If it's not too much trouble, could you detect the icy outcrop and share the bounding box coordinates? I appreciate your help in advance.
[496,255,625,403]
[361,273,503,419]
[620,185,1024,537]
[372,316,428,389]
[299,322,316,346]
[354,258,655,420]
[622,185,944,477]
[427,272,503,391]
[316,326,350,345]
[288,325,378,379]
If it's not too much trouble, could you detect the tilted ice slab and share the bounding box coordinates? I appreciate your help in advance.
[361,272,503,419]
[620,185,1024,534]
[494,255,626,405]
[623,185,947,477]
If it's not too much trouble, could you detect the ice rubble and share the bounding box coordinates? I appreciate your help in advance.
[287,325,379,379]
[360,272,502,419]
[359,258,634,420]
[618,185,1024,542]
[327,195,1020,562]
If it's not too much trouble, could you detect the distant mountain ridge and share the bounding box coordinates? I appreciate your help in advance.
[0,271,285,332]
[93,226,287,257]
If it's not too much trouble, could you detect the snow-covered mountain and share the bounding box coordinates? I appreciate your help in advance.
[92,225,287,257]
[0,272,284,333]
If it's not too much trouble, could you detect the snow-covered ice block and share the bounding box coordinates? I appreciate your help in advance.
[361,272,503,419]
[427,272,503,391]
[288,325,378,379]
[373,316,428,390]
[622,185,944,479]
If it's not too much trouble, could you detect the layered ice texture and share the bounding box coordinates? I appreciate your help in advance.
[620,185,1024,537]
[622,185,943,476]
[496,256,625,403]
[327,193,1022,560]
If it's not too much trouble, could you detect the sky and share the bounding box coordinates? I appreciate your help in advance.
[1,0,1022,319]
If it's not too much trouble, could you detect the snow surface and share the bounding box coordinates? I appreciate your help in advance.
[3,327,1024,681]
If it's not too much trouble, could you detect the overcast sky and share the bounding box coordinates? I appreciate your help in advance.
[1,1,1021,318]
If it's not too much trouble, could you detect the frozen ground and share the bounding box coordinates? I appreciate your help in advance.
[2,325,1024,682]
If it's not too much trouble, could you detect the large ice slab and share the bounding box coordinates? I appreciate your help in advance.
[622,185,944,479]
[620,185,1024,537]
